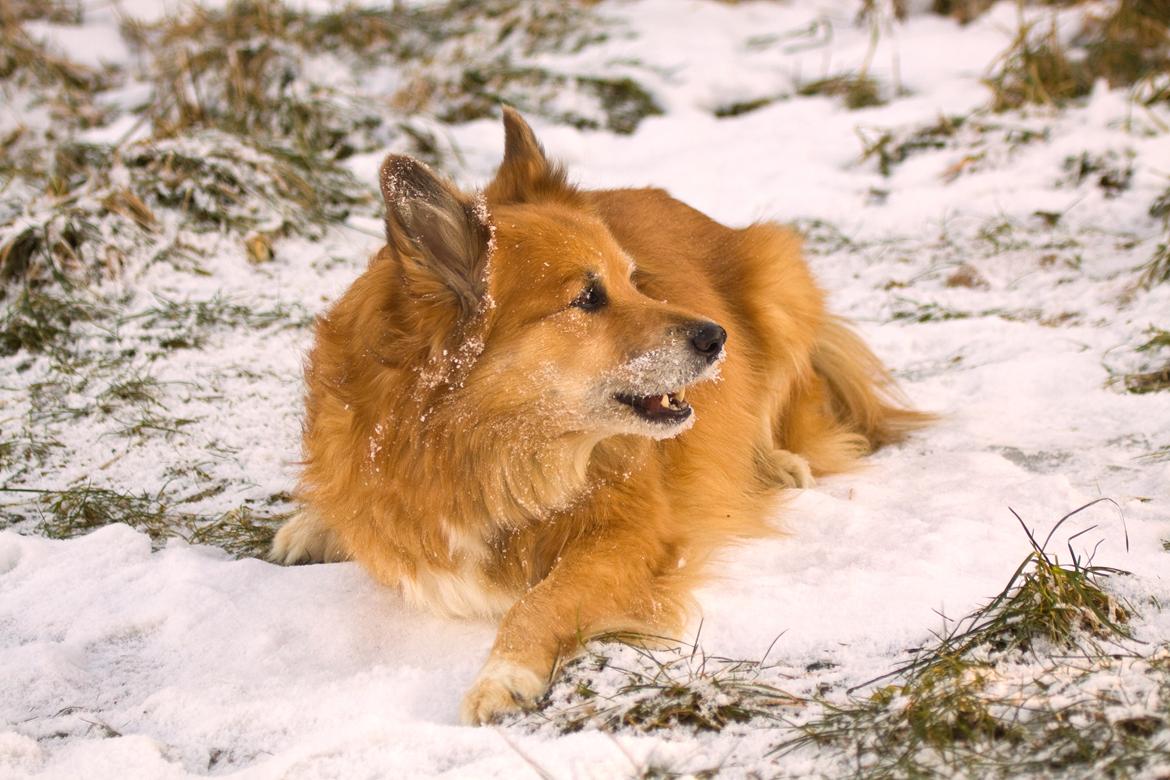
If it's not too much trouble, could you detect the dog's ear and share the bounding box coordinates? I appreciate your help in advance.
[484,107,575,205]
[379,155,492,320]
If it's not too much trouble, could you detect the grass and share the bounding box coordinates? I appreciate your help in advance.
[525,631,801,734]
[984,1,1170,112]
[0,483,289,558]
[985,13,1092,112]
[124,131,369,237]
[798,74,886,110]
[438,66,662,134]
[124,294,311,350]
[1123,367,1170,395]
[769,501,1164,778]
[858,114,1050,178]
[0,286,306,364]
[860,114,966,176]
[0,284,308,509]
[122,0,392,159]
[0,287,106,361]
[930,0,997,24]
[1081,0,1170,98]
[1138,241,1169,289]
[1062,150,1135,198]
[713,96,783,118]
[1,0,660,291]
[1151,185,1170,222]
[124,0,652,143]
[1119,327,1170,395]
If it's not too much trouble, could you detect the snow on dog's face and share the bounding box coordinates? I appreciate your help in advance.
[377,146,725,444]
[475,206,725,441]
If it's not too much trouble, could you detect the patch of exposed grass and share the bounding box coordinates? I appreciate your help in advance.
[95,373,164,413]
[0,0,82,24]
[1120,327,1170,394]
[984,2,1170,112]
[1081,0,1170,97]
[792,219,857,255]
[798,73,885,110]
[90,371,200,439]
[985,13,1092,112]
[858,114,1050,178]
[127,0,648,143]
[0,14,113,94]
[0,14,121,201]
[1061,150,1135,198]
[1123,365,1170,394]
[713,96,783,118]
[772,501,1161,778]
[861,114,965,176]
[36,485,171,541]
[436,66,662,134]
[123,294,311,351]
[930,0,997,25]
[1136,327,1170,353]
[124,132,369,236]
[1138,241,1169,288]
[1150,185,1170,222]
[185,505,288,559]
[0,484,289,558]
[1,135,369,289]
[122,0,390,160]
[0,190,154,289]
[2,3,378,290]
[389,0,631,133]
[890,300,976,323]
[0,433,62,485]
[526,632,800,734]
[0,287,105,361]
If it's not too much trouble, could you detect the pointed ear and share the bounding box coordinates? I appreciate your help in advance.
[380,155,492,319]
[484,107,576,204]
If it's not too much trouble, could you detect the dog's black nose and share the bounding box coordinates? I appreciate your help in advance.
[690,322,727,360]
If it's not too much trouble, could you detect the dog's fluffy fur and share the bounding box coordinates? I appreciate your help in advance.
[271,109,929,724]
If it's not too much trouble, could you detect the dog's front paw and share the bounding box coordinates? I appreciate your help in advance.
[269,510,349,565]
[460,659,546,725]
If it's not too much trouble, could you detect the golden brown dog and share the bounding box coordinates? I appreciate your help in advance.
[271,108,928,724]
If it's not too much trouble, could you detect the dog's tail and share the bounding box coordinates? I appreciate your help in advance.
[812,316,935,450]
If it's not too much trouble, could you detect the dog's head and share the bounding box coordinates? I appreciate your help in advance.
[374,109,725,442]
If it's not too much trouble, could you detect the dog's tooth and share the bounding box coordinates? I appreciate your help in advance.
[677,388,686,402]
[660,394,670,409]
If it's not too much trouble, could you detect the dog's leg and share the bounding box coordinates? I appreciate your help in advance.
[269,508,350,565]
[460,510,685,724]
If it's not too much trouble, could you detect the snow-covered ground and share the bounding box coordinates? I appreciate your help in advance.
[2,0,1169,777]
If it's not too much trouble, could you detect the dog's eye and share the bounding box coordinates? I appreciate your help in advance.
[571,282,607,312]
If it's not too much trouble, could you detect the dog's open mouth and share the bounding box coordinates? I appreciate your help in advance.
[614,388,692,424]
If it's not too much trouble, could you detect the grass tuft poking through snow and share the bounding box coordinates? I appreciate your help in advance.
[984,0,1170,113]
[1122,326,1170,395]
[771,501,1170,778]
[525,631,802,735]
[0,484,289,558]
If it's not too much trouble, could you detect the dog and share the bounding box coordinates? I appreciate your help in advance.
[270,108,929,724]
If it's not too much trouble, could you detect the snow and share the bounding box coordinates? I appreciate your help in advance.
[3,0,1170,777]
